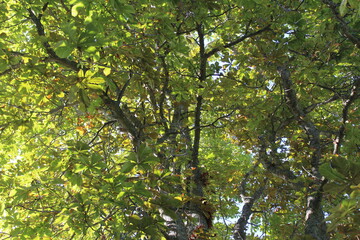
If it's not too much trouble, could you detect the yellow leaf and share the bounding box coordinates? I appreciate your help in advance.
[76,126,86,135]
[78,69,84,78]
[88,77,105,84]
[87,83,104,90]
[103,67,111,76]
[71,2,85,17]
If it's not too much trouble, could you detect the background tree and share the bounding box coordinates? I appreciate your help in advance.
[0,0,359,239]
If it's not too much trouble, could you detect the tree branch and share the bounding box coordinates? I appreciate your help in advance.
[27,8,79,71]
[191,23,206,197]
[333,77,360,154]
[304,179,329,240]
[199,109,236,128]
[278,66,322,174]
[258,135,298,181]
[322,0,360,48]
[116,73,132,102]
[205,24,271,59]
[88,120,116,146]
[234,167,267,240]
[0,63,21,77]
[101,92,142,141]
[278,66,329,240]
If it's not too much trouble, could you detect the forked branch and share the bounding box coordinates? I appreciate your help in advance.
[27,6,79,71]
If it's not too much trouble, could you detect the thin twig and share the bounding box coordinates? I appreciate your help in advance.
[88,120,116,146]
[205,25,271,59]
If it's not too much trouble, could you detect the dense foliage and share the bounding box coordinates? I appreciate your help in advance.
[1,0,359,239]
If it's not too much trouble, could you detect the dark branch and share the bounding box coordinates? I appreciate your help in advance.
[88,120,116,146]
[117,73,132,102]
[234,169,267,240]
[322,0,360,48]
[258,135,298,181]
[199,110,235,128]
[101,92,139,139]
[27,8,79,71]
[333,77,360,154]
[191,23,206,197]
[278,66,322,173]
[205,25,271,58]
[278,66,329,239]
[304,94,340,114]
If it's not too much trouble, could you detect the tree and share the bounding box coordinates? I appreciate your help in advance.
[0,0,359,239]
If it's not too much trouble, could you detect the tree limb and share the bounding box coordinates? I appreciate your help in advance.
[205,25,271,59]
[278,66,322,173]
[322,0,360,48]
[333,77,360,154]
[278,66,329,240]
[191,23,206,197]
[258,135,298,181]
[234,166,267,240]
[101,92,142,141]
[88,120,116,146]
[27,7,80,71]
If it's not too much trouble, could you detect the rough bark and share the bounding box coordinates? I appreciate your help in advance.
[279,66,329,240]
[160,210,188,240]
[305,181,328,240]
[234,175,266,240]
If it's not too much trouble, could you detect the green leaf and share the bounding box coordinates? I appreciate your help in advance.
[74,163,87,173]
[348,0,360,10]
[85,70,96,78]
[71,2,86,17]
[78,69,85,78]
[54,41,75,58]
[319,163,347,182]
[67,140,90,151]
[323,182,345,194]
[86,83,105,90]
[70,173,83,186]
[117,191,126,199]
[0,201,5,214]
[76,142,90,151]
[62,21,78,41]
[121,162,136,173]
[90,152,102,164]
[0,59,7,72]
[85,46,97,53]
[133,181,152,197]
[78,88,90,108]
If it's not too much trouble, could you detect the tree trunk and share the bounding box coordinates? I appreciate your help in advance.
[304,184,329,240]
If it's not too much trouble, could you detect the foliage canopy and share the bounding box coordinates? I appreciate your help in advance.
[1,0,360,239]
